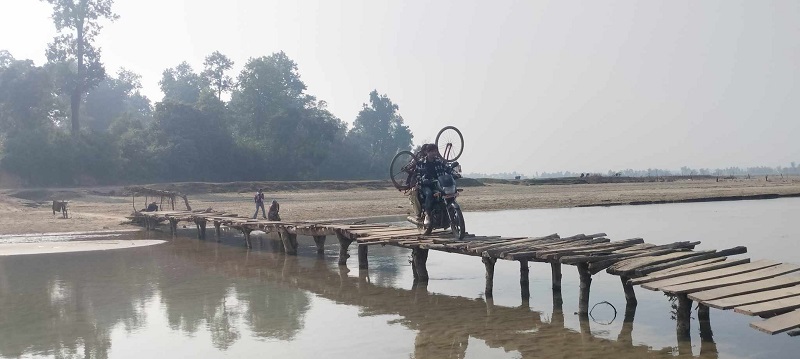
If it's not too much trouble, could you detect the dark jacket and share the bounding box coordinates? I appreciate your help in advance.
[415,157,451,186]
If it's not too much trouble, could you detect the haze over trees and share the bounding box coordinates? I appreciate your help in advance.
[0,1,414,186]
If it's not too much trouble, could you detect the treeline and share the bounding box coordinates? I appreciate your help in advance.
[536,164,800,179]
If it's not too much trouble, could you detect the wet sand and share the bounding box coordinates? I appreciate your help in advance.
[0,239,165,256]
[1,178,798,236]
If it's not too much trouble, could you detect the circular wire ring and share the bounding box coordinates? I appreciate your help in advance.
[589,301,618,325]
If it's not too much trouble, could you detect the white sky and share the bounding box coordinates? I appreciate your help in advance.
[2,0,799,175]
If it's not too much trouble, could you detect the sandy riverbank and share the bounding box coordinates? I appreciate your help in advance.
[1,178,799,235]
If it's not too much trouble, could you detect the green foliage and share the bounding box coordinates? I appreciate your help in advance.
[42,0,119,133]
[0,47,417,185]
[159,62,207,105]
[348,90,414,177]
[202,51,234,100]
[0,55,59,135]
[84,68,152,131]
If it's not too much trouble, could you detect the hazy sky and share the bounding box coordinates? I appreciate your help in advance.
[2,0,799,175]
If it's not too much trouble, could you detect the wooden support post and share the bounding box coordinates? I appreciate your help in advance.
[169,218,178,236]
[617,301,637,346]
[279,229,298,255]
[697,303,717,355]
[199,220,207,239]
[313,235,326,255]
[577,263,592,316]
[243,229,252,249]
[412,248,430,282]
[551,262,562,290]
[358,244,368,269]
[620,276,637,306]
[214,221,222,240]
[336,232,353,266]
[676,294,692,339]
[519,260,530,302]
[482,257,497,298]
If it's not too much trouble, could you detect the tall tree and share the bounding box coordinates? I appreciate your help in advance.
[160,62,206,104]
[202,51,234,100]
[0,52,59,135]
[348,90,413,176]
[42,0,119,134]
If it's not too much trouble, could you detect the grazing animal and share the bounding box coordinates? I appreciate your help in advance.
[52,200,68,219]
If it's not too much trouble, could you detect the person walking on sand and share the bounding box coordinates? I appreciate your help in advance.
[268,200,281,221]
[253,189,266,219]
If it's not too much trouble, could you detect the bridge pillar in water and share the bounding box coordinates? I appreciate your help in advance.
[358,244,368,269]
[214,221,222,240]
[336,232,352,266]
[620,276,637,306]
[279,228,298,255]
[519,260,530,302]
[551,262,562,290]
[676,294,692,339]
[313,235,326,255]
[482,257,497,298]
[242,229,253,249]
[577,263,592,316]
[169,218,178,236]
[412,248,430,282]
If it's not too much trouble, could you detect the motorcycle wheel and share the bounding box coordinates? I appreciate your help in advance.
[450,207,466,240]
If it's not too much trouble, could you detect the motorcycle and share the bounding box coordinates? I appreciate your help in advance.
[407,161,466,239]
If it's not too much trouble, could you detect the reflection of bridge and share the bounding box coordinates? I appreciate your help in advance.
[165,236,716,358]
[135,209,800,338]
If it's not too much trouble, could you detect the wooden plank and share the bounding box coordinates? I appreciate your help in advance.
[630,258,750,285]
[736,296,800,317]
[639,257,728,277]
[751,310,800,334]
[660,263,800,294]
[535,238,644,261]
[690,275,800,303]
[634,246,748,276]
[608,250,709,275]
[642,260,780,290]
[702,285,800,310]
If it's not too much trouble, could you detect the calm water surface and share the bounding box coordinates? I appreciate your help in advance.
[1,198,798,358]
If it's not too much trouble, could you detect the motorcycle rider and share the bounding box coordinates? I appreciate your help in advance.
[415,144,454,226]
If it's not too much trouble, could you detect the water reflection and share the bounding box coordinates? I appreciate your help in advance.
[0,229,761,358]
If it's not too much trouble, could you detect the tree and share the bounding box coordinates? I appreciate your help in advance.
[84,68,152,131]
[0,52,59,135]
[42,0,119,134]
[348,90,413,177]
[202,51,234,100]
[159,62,206,104]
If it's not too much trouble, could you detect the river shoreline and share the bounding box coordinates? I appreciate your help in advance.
[1,178,798,236]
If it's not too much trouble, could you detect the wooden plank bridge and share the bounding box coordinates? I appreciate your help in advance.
[134,209,800,337]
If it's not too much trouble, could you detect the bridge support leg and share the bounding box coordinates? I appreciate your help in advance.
[169,218,178,236]
[412,248,429,282]
[577,263,592,316]
[336,233,352,266]
[199,220,207,240]
[358,244,368,269]
[698,303,717,354]
[214,221,222,241]
[519,260,530,303]
[243,229,252,249]
[551,262,562,290]
[279,229,298,255]
[676,294,692,339]
[621,276,638,306]
[482,257,497,298]
[313,235,326,255]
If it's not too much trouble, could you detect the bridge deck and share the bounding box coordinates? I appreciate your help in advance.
[132,209,799,336]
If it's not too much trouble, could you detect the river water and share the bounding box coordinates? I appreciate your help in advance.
[1,198,798,358]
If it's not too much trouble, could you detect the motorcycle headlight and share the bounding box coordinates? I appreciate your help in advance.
[443,185,456,195]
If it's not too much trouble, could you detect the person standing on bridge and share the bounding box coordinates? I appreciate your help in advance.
[253,189,266,219]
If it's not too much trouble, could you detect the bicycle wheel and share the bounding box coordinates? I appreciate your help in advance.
[390,151,416,190]
[435,126,464,162]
